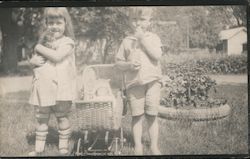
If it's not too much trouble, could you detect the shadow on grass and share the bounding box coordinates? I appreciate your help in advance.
[71,129,134,144]
[26,126,59,146]
[69,128,134,153]
[26,127,134,153]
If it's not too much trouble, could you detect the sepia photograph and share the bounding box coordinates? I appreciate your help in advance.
[0,1,248,157]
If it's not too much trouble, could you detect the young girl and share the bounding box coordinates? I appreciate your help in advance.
[28,7,76,156]
[115,7,162,155]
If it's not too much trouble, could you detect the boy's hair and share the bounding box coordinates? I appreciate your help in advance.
[42,7,75,40]
[126,7,153,34]
[129,7,153,21]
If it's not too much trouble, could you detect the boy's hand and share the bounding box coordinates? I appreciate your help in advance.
[134,26,145,40]
[130,61,141,70]
[29,54,45,67]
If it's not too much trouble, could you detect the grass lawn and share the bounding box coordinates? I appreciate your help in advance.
[0,83,248,156]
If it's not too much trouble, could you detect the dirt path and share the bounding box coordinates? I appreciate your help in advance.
[0,76,32,95]
[0,76,83,95]
[208,74,247,85]
[0,74,247,95]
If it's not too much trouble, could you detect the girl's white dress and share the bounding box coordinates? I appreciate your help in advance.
[29,36,76,106]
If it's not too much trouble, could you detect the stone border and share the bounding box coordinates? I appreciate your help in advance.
[158,104,231,121]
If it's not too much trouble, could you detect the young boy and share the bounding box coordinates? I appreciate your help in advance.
[115,7,162,155]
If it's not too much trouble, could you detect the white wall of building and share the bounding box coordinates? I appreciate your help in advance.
[227,31,247,55]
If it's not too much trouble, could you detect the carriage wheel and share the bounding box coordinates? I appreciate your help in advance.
[84,130,88,144]
[69,139,75,155]
[75,138,82,156]
[113,128,125,155]
[118,127,127,155]
[114,137,119,155]
[120,128,124,149]
[105,131,109,146]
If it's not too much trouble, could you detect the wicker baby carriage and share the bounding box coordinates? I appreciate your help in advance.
[72,64,126,156]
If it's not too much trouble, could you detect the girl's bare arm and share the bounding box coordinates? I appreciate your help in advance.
[34,44,73,63]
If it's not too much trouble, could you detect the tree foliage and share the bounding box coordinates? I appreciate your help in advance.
[0,6,247,73]
[153,6,247,51]
[69,7,131,66]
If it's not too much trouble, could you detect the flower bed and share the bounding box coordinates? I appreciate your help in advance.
[160,63,231,120]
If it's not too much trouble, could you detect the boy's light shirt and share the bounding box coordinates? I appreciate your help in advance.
[116,32,162,89]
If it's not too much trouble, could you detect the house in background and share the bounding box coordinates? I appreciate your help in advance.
[218,27,247,55]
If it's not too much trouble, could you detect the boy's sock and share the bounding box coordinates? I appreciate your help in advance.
[58,128,71,154]
[35,131,48,152]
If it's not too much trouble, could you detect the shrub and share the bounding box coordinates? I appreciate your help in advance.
[195,54,247,74]
[161,52,247,75]
[161,63,227,109]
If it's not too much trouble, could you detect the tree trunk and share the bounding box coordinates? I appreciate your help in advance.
[101,38,108,64]
[0,8,19,74]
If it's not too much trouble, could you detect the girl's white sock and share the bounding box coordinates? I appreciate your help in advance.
[58,128,71,154]
[35,131,48,152]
